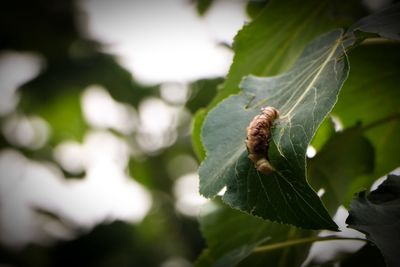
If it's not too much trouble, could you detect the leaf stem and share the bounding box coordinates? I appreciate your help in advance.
[253,235,366,254]
[361,112,400,132]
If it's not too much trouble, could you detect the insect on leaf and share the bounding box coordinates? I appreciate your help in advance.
[199,29,350,230]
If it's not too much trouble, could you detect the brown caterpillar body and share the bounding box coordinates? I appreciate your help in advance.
[245,106,279,174]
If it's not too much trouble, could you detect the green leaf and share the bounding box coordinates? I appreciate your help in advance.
[26,89,87,144]
[186,78,221,114]
[246,0,268,19]
[195,0,215,16]
[348,2,400,41]
[200,30,349,230]
[195,249,214,267]
[346,174,400,267]
[332,42,400,195]
[192,0,349,165]
[197,199,312,267]
[309,117,336,152]
[188,78,221,161]
[213,239,267,267]
[308,126,375,215]
[340,243,385,267]
[209,0,341,108]
[192,109,207,161]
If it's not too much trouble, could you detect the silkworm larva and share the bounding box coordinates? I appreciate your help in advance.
[245,106,279,175]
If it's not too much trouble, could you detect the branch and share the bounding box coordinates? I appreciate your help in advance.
[253,235,366,254]
[361,112,400,132]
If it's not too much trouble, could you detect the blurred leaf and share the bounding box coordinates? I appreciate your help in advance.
[246,0,269,19]
[188,78,222,161]
[195,249,214,266]
[212,239,267,267]
[0,221,165,267]
[332,42,400,195]
[200,30,349,230]
[187,78,221,114]
[196,199,312,267]
[28,89,87,144]
[340,243,385,267]
[20,52,156,108]
[17,52,158,145]
[0,244,50,267]
[128,155,173,192]
[310,117,336,152]
[348,2,400,41]
[0,0,81,59]
[0,0,201,266]
[137,200,201,261]
[192,109,207,161]
[308,126,375,214]
[195,0,215,16]
[346,174,400,267]
[51,221,162,267]
[129,138,198,190]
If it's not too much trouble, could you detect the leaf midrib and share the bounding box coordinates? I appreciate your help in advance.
[281,38,342,119]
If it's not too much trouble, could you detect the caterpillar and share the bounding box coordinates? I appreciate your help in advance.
[245,106,279,175]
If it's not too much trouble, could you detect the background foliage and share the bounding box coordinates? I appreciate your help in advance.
[0,0,206,266]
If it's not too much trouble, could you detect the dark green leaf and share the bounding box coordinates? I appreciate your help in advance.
[186,78,221,114]
[0,0,81,59]
[192,109,207,161]
[308,126,375,214]
[246,0,268,19]
[196,199,312,267]
[24,89,87,144]
[195,0,215,16]
[209,0,342,108]
[309,117,336,152]
[200,30,349,230]
[213,239,267,267]
[340,243,385,267]
[348,2,400,41]
[346,174,400,267]
[192,0,348,164]
[189,78,221,161]
[332,43,400,199]
[195,249,214,267]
